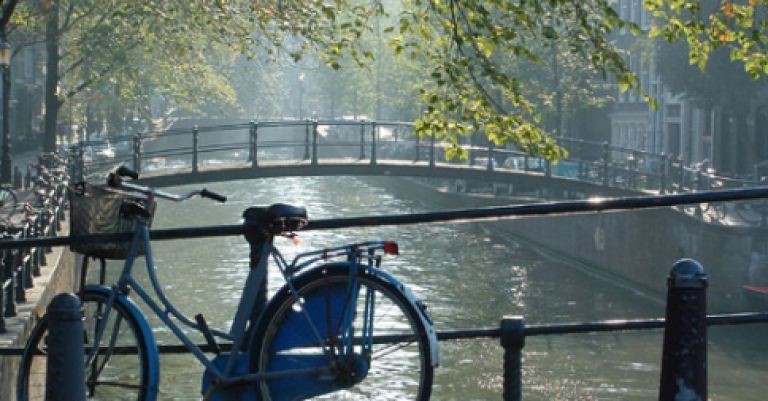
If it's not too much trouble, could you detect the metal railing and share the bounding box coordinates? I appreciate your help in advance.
[0,154,68,333]
[71,120,768,225]
[3,187,768,400]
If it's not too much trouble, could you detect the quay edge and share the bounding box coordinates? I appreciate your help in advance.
[366,176,762,312]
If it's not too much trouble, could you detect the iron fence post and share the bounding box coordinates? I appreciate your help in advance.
[251,122,259,168]
[429,131,436,167]
[660,153,668,194]
[696,165,704,191]
[45,293,86,401]
[630,151,638,189]
[304,120,311,160]
[501,316,525,401]
[37,218,47,265]
[578,139,586,179]
[371,122,377,165]
[359,122,366,160]
[14,249,25,303]
[658,259,707,401]
[415,133,421,162]
[133,134,142,174]
[487,143,494,172]
[5,249,16,317]
[602,141,610,186]
[752,169,766,227]
[0,249,7,332]
[248,121,255,164]
[694,166,705,217]
[312,121,319,165]
[192,125,199,173]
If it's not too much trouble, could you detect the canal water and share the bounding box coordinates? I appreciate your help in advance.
[109,175,768,400]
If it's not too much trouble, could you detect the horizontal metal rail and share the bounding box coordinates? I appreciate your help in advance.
[2,186,767,250]
[3,311,766,356]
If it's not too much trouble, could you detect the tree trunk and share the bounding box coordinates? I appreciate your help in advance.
[43,1,60,153]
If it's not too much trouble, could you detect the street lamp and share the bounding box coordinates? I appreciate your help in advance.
[0,39,11,184]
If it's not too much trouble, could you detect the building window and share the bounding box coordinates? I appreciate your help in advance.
[666,104,681,119]
[633,0,642,24]
[623,125,630,147]
[667,122,681,156]
[620,0,629,21]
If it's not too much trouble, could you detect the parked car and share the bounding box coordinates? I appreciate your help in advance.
[83,142,115,163]
[472,157,498,169]
[503,156,544,171]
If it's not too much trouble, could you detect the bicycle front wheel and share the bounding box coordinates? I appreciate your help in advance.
[17,289,155,401]
[252,265,433,401]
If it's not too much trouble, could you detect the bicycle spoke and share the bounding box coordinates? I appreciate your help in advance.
[87,380,146,390]
[371,340,416,360]
[93,315,125,378]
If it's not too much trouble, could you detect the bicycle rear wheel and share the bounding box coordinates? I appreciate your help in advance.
[17,289,155,401]
[252,265,433,401]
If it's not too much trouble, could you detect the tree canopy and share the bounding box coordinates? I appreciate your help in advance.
[2,0,767,156]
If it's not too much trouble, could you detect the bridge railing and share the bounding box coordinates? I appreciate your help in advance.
[72,119,765,224]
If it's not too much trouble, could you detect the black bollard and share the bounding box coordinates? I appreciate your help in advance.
[658,259,707,401]
[45,293,85,401]
[501,316,525,401]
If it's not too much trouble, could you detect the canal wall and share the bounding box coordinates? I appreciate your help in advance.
[0,225,78,401]
[368,176,761,312]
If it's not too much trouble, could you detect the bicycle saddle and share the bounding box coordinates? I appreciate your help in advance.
[243,203,308,233]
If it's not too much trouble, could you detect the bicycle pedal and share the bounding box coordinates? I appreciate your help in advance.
[195,314,221,355]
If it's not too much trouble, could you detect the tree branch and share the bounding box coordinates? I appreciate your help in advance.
[0,0,19,29]
[448,0,506,114]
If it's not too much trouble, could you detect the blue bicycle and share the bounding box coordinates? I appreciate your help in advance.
[17,166,439,401]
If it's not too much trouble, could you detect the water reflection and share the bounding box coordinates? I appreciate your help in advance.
[97,176,768,400]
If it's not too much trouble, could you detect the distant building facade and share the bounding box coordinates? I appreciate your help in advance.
[606,0,768,177]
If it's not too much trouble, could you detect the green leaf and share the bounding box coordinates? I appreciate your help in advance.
[619,81,631,93]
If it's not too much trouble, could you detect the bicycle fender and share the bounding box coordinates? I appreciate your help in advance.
[308,263,440,367]
[370,268,440,367]
[83,285,161,400]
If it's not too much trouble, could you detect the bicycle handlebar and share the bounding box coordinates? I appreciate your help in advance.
[107,165,227,203]
[116,165,139,180]
[201,189,227,202]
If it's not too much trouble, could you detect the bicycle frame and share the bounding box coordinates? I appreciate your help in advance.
[86,216,407,395]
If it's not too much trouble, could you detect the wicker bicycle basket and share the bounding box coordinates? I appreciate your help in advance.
[69,183,156,259]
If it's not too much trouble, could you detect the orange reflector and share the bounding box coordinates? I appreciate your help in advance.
[383,241,399,255]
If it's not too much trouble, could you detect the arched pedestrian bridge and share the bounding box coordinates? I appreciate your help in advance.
[76,119,767,226]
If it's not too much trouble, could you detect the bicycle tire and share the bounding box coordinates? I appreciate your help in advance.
[0,186,18,212]
[17,288,156,401]
[252,264,434,401]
